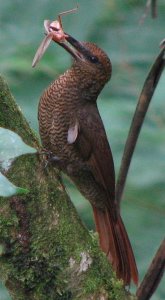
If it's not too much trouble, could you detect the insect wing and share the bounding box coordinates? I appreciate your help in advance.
[44,20,51,33]
[32,33,53,67]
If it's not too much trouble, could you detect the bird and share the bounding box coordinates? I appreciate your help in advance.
[35,27,138,286]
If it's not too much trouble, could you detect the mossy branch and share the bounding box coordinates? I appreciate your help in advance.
[0,75,135,300]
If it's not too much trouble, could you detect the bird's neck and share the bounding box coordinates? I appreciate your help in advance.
[65,65,106,102]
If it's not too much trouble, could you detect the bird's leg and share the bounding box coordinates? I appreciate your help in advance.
[38,148,53,168]
[38,148,89,173]
[38,148,64,169]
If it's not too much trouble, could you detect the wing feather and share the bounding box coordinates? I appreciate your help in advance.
[76,104,116,210]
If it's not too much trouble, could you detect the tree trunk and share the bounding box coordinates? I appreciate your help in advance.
[0,75,136,300]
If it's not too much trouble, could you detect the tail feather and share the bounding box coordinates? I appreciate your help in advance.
[92,206,138,285]
[118,216,139,285]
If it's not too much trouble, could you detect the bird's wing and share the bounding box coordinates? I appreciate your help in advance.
[67,105,138,285]
[68,104,116,209]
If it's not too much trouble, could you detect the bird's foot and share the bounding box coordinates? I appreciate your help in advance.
[39,148,53,158]
[38,148,66,169]
[38,148,89,174]
[47,154,68,170]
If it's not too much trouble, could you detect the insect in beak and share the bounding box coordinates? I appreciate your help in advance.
[32,6,78,68]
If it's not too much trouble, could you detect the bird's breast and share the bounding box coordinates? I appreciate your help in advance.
[38,71,83,162]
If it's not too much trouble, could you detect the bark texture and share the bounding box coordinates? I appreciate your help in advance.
[0,75,136,300]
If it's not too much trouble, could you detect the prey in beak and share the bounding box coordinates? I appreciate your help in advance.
[32,18,68,67]
[32,6,83,67]
[32,6,96,68]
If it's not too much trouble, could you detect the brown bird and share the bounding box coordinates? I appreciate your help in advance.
[34,25,138,285]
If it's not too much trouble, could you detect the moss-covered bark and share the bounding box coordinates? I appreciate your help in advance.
[0,75,136,300]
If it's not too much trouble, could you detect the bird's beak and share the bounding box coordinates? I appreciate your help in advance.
[59,34,90,62]
[32,19,91,67]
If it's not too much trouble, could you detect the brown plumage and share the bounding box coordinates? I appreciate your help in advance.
[37,35,138,285]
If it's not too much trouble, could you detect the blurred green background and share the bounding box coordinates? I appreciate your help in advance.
[0,0,165,299]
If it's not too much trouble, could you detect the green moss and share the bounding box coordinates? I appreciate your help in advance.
[0,201,18,243]
[0,76,39,148]
[74,234,127,299]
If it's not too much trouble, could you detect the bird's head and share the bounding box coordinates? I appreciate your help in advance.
[64,36,112,85]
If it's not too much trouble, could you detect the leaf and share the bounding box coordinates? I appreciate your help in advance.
[0,127,36,163]
[0,172,29,197]
[0,128,34,196]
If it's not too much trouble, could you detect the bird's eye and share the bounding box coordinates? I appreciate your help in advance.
[89,56,99,63]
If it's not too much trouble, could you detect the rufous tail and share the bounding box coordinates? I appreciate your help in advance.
[92,206,138,285]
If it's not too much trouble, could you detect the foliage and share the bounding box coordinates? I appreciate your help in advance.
[0,128,36,197]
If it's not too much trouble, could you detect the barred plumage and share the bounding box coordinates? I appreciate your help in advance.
[38,40,138,285]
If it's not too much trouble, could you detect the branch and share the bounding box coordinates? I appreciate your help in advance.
[116,46,165,205]
[151,0,158,18]
[146,0,158,18]
[0,75,133,299]
[140,0,158,23]
[136,239,165,300]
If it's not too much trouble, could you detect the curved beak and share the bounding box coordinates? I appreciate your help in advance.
[59,35,92,62]
[32,19,92,68]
